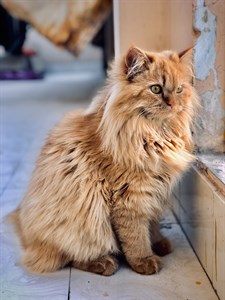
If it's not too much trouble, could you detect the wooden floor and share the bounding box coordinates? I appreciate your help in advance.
[0,46,218,300]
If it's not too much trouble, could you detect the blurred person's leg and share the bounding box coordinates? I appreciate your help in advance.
[0,4,26,55]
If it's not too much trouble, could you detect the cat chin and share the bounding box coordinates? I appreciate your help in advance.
[171,105,183,113]
[162,104,183,115]
[145,111,175,122]
[143,105,182,120]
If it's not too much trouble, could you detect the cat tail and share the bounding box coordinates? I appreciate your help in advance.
[6,207,24,244]
[7,207,20,226]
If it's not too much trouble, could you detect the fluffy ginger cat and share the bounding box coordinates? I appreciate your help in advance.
[12,46,199,276]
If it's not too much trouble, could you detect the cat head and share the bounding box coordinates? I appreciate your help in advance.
[104,46,198,123]
[98,46,199,167]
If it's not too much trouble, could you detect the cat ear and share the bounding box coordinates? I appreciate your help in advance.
[179,47,193,66]
[124,46,150,81]
[179,47,194,80]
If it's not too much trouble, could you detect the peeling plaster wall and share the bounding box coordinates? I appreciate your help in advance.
[193,0,225,152]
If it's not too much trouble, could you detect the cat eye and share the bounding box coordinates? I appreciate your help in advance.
[150,84,162,94]
[176,85,183,93]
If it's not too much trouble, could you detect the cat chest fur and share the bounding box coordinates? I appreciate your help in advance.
[99,162,173,219]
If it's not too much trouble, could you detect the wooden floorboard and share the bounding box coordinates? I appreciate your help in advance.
[69,218,218,300]
[0,230,71,300]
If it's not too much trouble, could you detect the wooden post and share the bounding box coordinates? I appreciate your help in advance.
[113,0,193,58]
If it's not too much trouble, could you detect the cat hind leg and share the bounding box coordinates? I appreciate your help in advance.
[22,243,70,273]
[152,237,173,257]
[150,220,173,257]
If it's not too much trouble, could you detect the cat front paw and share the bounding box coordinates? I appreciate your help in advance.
[153,138,184,161]
[154,139,178,152]
[129,255,161,275]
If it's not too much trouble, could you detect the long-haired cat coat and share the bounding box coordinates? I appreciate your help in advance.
[11,46,199,276]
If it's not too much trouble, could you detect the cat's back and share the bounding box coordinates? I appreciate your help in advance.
[17,109,107,234]
[35,109,102,168]
[46,109,100,147]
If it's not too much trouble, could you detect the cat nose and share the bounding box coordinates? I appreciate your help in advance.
[163,96,175,108]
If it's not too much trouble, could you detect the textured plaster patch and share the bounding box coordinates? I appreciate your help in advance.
[196,89,224,151]
[195,70,215,94]
[207,0,225,106]
[194,0,216,82]
[194,0,225,152]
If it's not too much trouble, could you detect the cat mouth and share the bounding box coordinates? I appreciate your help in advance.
[138,105,182,118]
